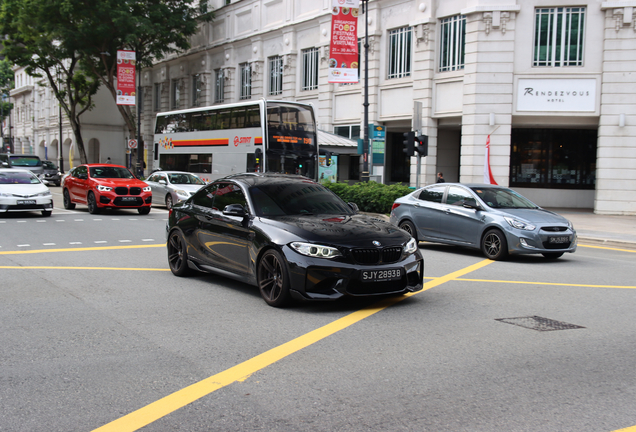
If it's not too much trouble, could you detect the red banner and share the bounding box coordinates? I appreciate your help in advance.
[328,6,359,83]
[116,50,136,106]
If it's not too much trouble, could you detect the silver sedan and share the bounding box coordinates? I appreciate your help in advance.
[145,171,206,209]
[390,183,577,260]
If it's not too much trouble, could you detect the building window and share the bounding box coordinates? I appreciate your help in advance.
[387,27,412,79]
[533,7,585,67]
[192,74,202,107]
[439,15,466,72]
[153,83,161,112]
[240,63,251,100]
[214,69,224,104]
[301,47,319,91]
[510,128,596,189]
[171,79,180,110]
[334,125,361,141]
[268,56,283,96]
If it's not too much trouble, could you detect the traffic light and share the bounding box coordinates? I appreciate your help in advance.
[402,131,415,157]
[414,134,428,157]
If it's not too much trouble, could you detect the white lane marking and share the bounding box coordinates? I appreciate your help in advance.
[118,240,132,243]
[94,241,108,244]
[43,243,56,246]
[74,219,84,222]
[69,242,82,245]
[17,244,30,247]
[17,221,26,223]
[36,220,46,223]
[142,239,155,242]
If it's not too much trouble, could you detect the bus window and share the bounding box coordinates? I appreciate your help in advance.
[216,109,232,129]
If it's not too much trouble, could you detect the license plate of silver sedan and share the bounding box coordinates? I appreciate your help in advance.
[166,173,423,307]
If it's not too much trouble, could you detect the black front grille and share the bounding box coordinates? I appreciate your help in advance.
[351,246,403,265]
[542,240,572,249]
[541,226,568,232]
[115,187,128,195]
[129,187,142,196]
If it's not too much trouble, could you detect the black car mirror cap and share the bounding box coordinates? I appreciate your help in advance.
[348,202,359,213]
[223,204,247,217]
[463,199,482,210]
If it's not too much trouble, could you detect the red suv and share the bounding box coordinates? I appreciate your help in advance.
[62,164,152,214]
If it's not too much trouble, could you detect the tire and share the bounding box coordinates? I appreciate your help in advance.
[398,220,418,242]
[165,194,174,210]
[138,207,151,215]
[87,192,100,214]
[63,189,75,210]
[257,249,292,307]
[481,228,508,260]
[542,252,564,260]
[55,182,61,187]
[167,230,190,276]
[41,210,52,217]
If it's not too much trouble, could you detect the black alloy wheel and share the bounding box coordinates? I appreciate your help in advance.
[399,220,418,242]
[542,252,564,260]
[87,192,100,214]
[63,189,75,210]
[138,207,151,215]
[165,194,173,210]
[257,249,291,307]
[168,230,190,276]
[481,228,508,260]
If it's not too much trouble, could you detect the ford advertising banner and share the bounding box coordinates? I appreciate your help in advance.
[328,0,360,84]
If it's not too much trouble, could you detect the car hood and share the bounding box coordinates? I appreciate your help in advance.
[92,178,148,187]
[497,208,571,225]
[1,183,49,196]
[259,214,410,248]
[170,184,204,193]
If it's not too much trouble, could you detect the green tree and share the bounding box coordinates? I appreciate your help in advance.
[0,58,14,125]
[0,0,100,163]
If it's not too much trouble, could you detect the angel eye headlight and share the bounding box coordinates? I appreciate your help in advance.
[96,184,112,192]
[404,237,418,254]
[290,242,342,259]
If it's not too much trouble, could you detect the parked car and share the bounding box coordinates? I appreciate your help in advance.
[62,164,152,215]
[0,153,44,175]
[145,170,206,209]
[40,160,61,186]
[0,168,54,217]
[166,173,423,307]
[390,183,577,260]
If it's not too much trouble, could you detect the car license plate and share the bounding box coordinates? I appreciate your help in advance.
[121,197,137,202]
[361,268,402,282]
[548,236,569,244]
[18,200,37,205]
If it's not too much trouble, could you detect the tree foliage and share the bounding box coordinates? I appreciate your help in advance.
[323,181,413,214]
[0,58,14,124]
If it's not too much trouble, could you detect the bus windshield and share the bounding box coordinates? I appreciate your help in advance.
[266,102,317,179]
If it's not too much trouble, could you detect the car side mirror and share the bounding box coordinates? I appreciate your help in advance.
[463,198,482,210]
[158,179,167,185]
[348,202,359,213]
[77,173,88,180]
[223,204,247,217]
[1,161,8,167]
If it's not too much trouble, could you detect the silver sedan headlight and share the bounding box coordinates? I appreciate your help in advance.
[37,190,52,197]
[290,242,342,259]
[504,216,536,231]
[174,189,189,197]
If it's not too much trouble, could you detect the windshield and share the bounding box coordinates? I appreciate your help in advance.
[89,166,135,179]
[471,187,538,209]
[168,173,205,185]
[249,182,353,217]
[42,161,58,170]
[9,156,42,167]
[0,171,41,184]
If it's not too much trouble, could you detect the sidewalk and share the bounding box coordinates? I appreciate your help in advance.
[545,208,636,250]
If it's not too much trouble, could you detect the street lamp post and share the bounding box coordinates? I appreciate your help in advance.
[361,0,370,182]
[57,69,65,173]
[136,62,143,178]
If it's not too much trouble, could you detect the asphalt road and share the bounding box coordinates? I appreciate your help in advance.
[1,189,635,432]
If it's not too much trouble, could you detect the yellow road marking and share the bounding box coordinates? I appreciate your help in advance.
[92,259,494,432]
[422,276,636,290]
[0,244,165,255]
[0,266,169,271]
[579,244,636,253]
[613,426,636,432]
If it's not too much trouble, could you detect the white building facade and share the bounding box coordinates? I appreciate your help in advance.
[11,0,636,214]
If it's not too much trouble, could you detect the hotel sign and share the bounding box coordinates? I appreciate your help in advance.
[517,78,596,112]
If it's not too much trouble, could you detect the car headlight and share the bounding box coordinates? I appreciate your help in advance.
[403,237,418,254]
[97,184,112,192]
[0,192,12,197]
[504,216,536,231]
[290,242,342,259]
[37,190,52,197]
[174,189,188,197]
[143,186,151,192]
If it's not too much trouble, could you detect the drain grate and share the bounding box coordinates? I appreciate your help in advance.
[495,316,585,332]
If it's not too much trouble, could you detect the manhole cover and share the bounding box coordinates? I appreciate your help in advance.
[495,316,585,332]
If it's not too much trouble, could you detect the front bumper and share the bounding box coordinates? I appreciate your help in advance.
[0,197,54,213]
[96,191,152,209]
[283,245,424,301]
[506,228,578,255]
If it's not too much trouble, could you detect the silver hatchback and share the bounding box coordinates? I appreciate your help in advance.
[390,183,577,260]
[145,171,206,209]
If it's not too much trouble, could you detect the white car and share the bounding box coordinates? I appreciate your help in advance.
[145,171,206,209]
[0,168,54,217]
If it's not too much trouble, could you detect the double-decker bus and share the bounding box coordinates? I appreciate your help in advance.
[153,100,319,182]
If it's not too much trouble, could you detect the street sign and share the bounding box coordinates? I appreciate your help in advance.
[128,139,138,149]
